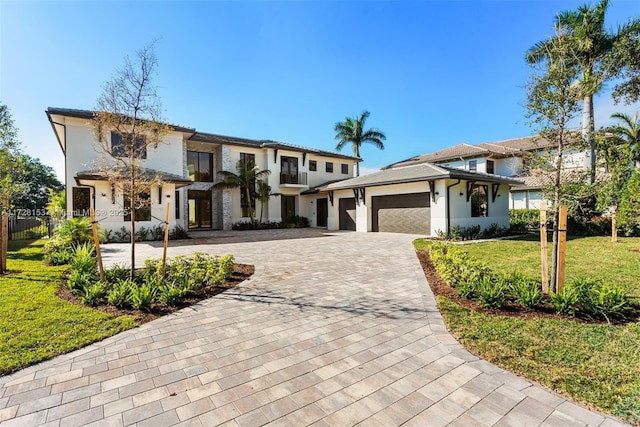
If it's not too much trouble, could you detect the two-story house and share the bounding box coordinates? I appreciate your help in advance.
[46,108,359,232]
[384,135,591,209]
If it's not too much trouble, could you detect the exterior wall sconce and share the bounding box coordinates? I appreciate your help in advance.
[459,192,464,196]
[101,193,107,197]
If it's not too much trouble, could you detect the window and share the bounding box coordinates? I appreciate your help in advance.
[111,132,146,159]
[72,187,90,217]
[124,191,151,222]
[281,156,299,184]
[486,160,495,174]
[471,184,488,217]
[468,160,477,172]
[175,190,180,219]
[240,153,256,217]
[240,152,255,165]
[281,195,296,220]
[309,160,317,171]
[187,151,213,182]
[341,164,349,175]
[326,162,334,173]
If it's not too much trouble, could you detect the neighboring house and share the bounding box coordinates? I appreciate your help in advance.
[385,135,590,209]
[320,163,521,235]
[46,108,359,231]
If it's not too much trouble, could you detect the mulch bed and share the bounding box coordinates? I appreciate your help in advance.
[415,251,637,325]
[57,263,254,324]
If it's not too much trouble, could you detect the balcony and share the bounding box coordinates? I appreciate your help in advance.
[280,172,308,188]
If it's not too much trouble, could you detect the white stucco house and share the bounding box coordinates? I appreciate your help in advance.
[46,107,360,232]
[385,135,591,210]
[319,163,521,235]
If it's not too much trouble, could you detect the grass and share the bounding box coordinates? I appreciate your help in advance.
[414,235,640,424]
[0,240,138,375]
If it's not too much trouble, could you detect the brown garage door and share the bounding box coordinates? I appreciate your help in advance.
[372,192,430,234]
[339,198,356,231]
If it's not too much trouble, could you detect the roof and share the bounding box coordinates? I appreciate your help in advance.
[46,107,196,133]
[323,162,522,191]
[191,132,360,161]
[47,107,359,162]
[510,168,606,191]
[75,168,193,188]
[383,133,580,169]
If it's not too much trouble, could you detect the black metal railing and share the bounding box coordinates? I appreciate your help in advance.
[280,172,308,185]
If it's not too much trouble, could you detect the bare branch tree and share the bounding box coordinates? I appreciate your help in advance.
[92,43,171,279]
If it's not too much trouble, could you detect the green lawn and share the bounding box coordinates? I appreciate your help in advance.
[415,236,640,425]
[0,240,137,375]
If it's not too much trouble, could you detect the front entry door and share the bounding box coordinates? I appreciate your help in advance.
[188,190,212,229]
[317,198,328,227]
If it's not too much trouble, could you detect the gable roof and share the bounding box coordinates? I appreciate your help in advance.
[323,162,522,191]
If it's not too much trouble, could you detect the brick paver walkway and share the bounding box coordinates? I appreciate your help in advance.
[0,230,629,426]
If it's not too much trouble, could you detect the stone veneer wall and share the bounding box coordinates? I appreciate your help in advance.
[221,145,233,231]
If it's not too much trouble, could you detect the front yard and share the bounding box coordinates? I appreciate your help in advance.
[414,236,640,424]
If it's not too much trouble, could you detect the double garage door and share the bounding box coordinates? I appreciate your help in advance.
[339,192,431,234]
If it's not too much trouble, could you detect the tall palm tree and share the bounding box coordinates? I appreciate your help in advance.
[611,111,640,163]
[214,158,270,226]
[334,110,386,177]
[526,0,640,183]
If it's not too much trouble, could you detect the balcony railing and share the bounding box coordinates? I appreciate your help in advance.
[280,172,308,186]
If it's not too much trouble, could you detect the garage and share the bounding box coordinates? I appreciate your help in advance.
[338,198,356,231]
[371,192,430,234]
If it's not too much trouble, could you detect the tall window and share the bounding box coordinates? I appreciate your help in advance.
[124,190,151,222]
[72,187,90,217]
[486,160,495,174]
[240,153,256,217]
[468,160,477,172]
[187,151,213,182]
[111,132,146,159]
[281,156,299,184]
[471,184,488,217]
[309,160,317,171]
[175,190,180,219]
[326,162,334,173]
[341,164,349,174]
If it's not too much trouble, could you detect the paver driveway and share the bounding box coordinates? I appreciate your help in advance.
[0,230,629,426]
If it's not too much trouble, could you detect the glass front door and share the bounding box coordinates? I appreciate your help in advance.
[188,190,212,229]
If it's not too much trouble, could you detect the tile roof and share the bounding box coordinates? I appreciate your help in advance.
[323,162,522,191]
[511,168,607,190]
[75,168,192,188]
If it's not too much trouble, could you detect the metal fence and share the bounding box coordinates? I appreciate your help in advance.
[7,216,59,240]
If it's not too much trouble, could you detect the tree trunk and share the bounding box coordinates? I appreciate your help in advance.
[550,131,565,293]
[130,185,136,281]
[583,94,596,184]
[0,195,7,274]
[355,145,360,177]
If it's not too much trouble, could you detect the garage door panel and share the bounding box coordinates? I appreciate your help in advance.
[339,198,356,231]
[372,192,430,234]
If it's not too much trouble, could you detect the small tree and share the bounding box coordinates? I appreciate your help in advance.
[46,189,66,221]
[526,35,582,292]
[92,44,171,279]
[0,103,28,273]
[214,158,270,227]
[334,110,386,177]
[618,170,640,235]
[256,180,280,224]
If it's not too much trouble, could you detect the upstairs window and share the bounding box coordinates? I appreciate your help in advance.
[187,151,214,182]
[341,164,349,174]
[111,132,146,159]
[326,162,334,173]
[240,152,255,165]
[309,160,317,171]
[486,160,495,174]
[468,160,477,172]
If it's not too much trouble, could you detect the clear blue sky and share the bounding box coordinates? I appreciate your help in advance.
[1,0,639,180]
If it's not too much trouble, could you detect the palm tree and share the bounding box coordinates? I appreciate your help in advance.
[610,111,640,163]
[334,110,386,177]
[256,180,280,224]
[526,0,640,183]
[214,158,270,226]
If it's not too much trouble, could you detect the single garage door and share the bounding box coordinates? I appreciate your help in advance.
[339,198,356,231]
[372,192,430,234]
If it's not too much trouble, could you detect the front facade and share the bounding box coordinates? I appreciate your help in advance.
[47,108,359,232]
[322,163,520,236]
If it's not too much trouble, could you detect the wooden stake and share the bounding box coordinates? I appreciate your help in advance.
[90,208,105,282]
[611,205,617,243]
[1,196,8,273]
[556,205,568,292]
[539,202,549,294]
[161,202,170,278]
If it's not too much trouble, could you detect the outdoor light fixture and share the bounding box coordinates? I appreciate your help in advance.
[101,193,107,197]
